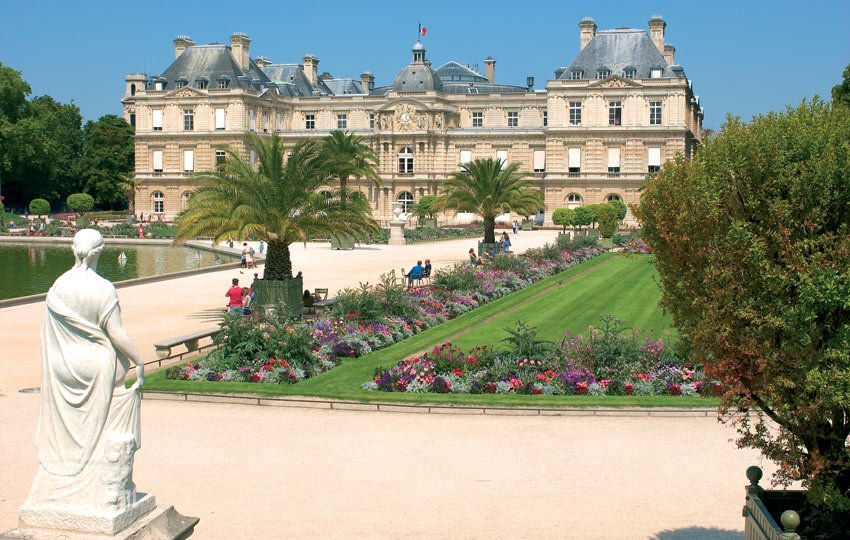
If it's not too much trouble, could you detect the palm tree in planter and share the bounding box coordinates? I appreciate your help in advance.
[320,130,382,249]
[438,158,543,254]
[174,134,379,316]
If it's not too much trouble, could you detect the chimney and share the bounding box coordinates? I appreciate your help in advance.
[254,56,271,69]
[484,57,496,83]
[648,16,666,55]
[230,32,251,71]
[303,54,319,86]
[663,44,675,65]
[173,35,195,59]
[579,17,597,51]
[360,71,375,92]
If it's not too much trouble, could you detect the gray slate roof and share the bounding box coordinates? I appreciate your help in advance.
[392,41,444,93]
[558,29,674,80]
[322,78,366,96]
[434,61,487,83]
[155,45,270,91]
[262,64,321,96]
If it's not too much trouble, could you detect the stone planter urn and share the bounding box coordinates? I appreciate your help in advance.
[742,466,804,540]
[252,273,303,318]
[388,201,406,246]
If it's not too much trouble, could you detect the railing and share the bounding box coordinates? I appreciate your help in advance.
[742,466,802,540]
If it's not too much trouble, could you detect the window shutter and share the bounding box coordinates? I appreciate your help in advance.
[533,150,546,171]
[568,148,581,168]
[152,109,163,129]
[648,147,662,167]
[215,108,226,129]
[496,150,508,169]
[183,150,194,171]
[608,148,621,168]
[152,150,163,170]
[460,150,472,164]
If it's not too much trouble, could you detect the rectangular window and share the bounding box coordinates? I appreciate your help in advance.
[175,81,186,89]
[543,111,548,127]
[196,80,208,89]
[217,80,228,89]
[152,109,163,131]
[570,71,582,80]
[249,110,255,131]
[305,113,315,130]
[154,81,164,91]
[215,150,226,172]
[608,147,621,174]
[459,150,472,165]
[495,150,508,169]
[650,68,663,79]
[263,112,269,132]
[183,150,194,173]
[624,69,636,79]
[129,113,136,127]
[276,112,283,131]
[183,108,194,131]
[648,147,662,173]
[650,101,662,125]
[569,101,581,126]
[369,113,375,129]
[152,150,163,173]
[507,111,518,127]
[608,101,622,126]
[215,108,226,130]
[533,150,545,173]
[337,113,347,129]
[472,112,483,128]
[568,148,581,173]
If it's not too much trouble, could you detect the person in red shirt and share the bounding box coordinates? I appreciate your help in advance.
[225,278,244,316]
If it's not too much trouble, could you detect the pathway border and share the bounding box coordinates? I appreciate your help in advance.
[141,391,716,417]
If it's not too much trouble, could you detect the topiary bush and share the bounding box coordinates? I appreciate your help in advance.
[67,193,95,214]
[29,199,51,217]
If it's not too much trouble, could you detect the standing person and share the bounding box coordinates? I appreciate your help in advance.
[240,243,248,269]
[137,225,144,239]
[258,241,264,255]
[38,221,45,236]
[225,278,244,316]
[29,223,36,236]
[512,220,518,234]
[247,244,255,269]
[502,232,511,253]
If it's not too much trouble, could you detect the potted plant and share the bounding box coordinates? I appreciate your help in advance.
[552,207,576,239]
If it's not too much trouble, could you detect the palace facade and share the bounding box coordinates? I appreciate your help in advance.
[123,16,703,226]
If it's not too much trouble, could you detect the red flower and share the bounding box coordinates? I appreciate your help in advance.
[485,382,497,393]
[532,388,544,395]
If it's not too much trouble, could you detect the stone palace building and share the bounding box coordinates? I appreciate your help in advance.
[123,16,703,226]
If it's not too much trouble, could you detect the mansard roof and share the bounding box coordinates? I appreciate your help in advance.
[262,64,321,96]
[322,78,366,96]
[434,61,488,83]
[157,44,270,90]
[558,28,676,80]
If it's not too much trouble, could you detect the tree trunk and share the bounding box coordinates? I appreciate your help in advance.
[483,216,496,244]
[265,239,292,280]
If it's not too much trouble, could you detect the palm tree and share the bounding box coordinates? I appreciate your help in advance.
[174,134,379,281]
[438,158,544,244]
[320,130,382,202]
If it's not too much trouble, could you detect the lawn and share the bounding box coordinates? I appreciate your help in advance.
[142,254,714,407]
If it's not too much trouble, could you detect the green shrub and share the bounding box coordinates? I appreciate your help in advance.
[29,199,51,216]
[552,207,576,233]
[597,205,618,238]
[67,193,94,214]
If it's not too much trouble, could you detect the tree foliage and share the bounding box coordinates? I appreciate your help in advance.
[832,64,850,107]
[573,206,594,230]
[67,193,94,214]
[411,194,439,221]
[28,198,50,216]
[607,199,627,221]
[596,204,618,238]
[175,134,379,280]
[320,130,381,201]
[635,100,850,527]
[551,207,576,233]
[438,158,543,244]
[79,115,135,207]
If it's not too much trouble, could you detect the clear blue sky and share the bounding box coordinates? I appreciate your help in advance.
[2,0,848,129]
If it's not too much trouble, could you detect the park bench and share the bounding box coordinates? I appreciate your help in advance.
[152,326,222,361]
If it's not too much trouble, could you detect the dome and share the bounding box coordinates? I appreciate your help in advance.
[392,40,444,93]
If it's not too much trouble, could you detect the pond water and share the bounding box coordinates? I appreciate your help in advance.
[0,242,237,300]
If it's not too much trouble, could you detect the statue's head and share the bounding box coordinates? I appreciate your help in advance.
[72,229,105,269]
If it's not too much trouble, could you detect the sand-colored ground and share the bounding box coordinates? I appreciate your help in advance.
[0,232,773,538]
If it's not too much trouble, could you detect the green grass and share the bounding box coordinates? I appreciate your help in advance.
[142,253,717,408]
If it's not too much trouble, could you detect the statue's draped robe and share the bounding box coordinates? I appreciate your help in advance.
[25,268,141,510]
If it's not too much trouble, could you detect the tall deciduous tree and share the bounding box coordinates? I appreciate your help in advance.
[635,100,850,532]
[438,158,543,244]
[832,64,850,107]
[552,207,576,233]
[175,134,379,280]
[79,115,135,208]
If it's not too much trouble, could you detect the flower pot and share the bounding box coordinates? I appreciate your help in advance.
[521,219,534,231]
[330,232,356,250]
[419,218,437,228]
[600,238,614,249]
[477,241,500,257]
[252,274,303,318]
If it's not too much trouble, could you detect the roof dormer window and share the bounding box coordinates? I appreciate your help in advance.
[152,77,166,91]
[217,76,230,89]
[623,68,636,79]
[650,67,663,79]
[195,77,208,89]
[570,69,583,80]
[596,69,610,80]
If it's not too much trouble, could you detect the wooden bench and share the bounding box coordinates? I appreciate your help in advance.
[153,326,222,360]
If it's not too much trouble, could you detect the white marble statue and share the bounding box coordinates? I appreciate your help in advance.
[19,229,155,534]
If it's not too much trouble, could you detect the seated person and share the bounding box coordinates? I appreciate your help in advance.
[422,259,432,278]
[406,260,425,287]
[483,247,497,262]
[468,248,478,265]
[303,289,315,308]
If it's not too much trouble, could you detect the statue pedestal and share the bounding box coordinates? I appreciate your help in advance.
[4,503,198,539]
[388,220,406,245]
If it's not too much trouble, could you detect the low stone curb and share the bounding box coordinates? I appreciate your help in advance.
[141,391,716,417]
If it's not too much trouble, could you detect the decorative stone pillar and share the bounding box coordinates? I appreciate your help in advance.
[388,201,406,245]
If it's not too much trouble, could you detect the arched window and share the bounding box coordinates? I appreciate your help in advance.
[566,193,583,209]
[152,191,164,214]
[397,191,414,213]
[398,147,414,174]
[181,191,192,210]
[130,83,136,96]
[606,194,622,202]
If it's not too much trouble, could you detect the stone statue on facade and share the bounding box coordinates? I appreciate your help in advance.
[9,229,197,538]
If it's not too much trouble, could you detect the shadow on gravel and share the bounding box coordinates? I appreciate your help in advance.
[650,527,742,540]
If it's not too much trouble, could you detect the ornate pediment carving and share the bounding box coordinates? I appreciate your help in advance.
[588,76,642,89]
[168,87,205,99]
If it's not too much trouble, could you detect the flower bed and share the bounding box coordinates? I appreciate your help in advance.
[166,239,604,384]
[364,319,718,396]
